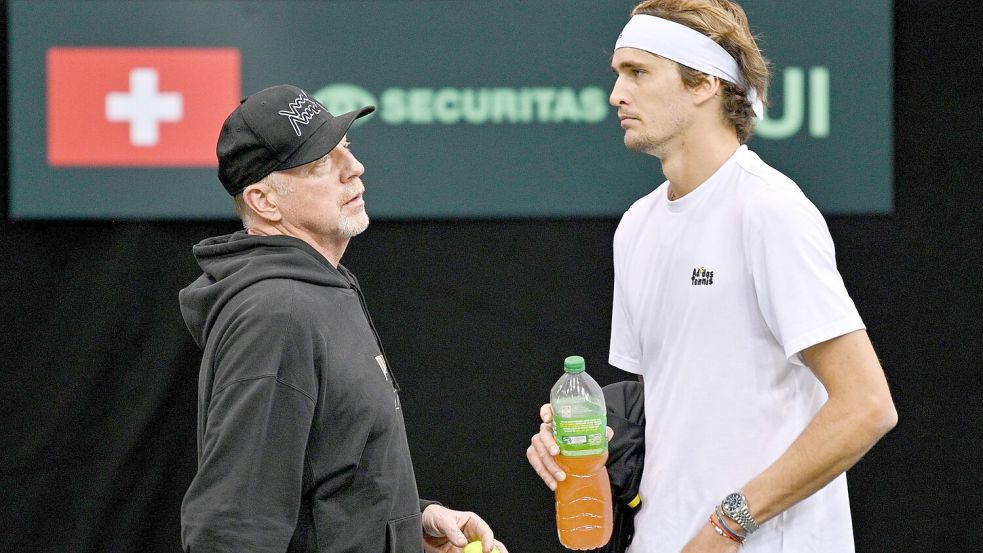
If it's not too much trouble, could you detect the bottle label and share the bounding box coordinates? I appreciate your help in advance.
[553,413,607,456]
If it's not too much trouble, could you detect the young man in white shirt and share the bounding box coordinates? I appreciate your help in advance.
[527,1,897,551]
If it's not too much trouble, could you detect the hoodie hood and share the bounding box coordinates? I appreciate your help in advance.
[179,230,355,348]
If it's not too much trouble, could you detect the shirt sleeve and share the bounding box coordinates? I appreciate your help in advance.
[743,186,866,360]
[182,306,318,553]
[609,220,643,374]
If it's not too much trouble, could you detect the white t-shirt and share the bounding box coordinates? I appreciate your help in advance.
[611,146,864,553]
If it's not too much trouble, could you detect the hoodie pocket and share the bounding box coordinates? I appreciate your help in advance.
[386,512,423,553]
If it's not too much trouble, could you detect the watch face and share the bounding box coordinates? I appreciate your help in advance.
[722,493,744,515]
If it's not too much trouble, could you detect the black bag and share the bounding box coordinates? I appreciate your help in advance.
[585,381,645,553]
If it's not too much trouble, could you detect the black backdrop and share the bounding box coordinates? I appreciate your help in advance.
[2,1,981,551]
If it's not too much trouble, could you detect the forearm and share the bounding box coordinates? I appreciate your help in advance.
[740,390,896,524]
[738,330,897,526]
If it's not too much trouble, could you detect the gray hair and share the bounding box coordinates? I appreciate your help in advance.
[232,171,293,230]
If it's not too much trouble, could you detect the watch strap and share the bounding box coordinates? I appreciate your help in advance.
[721,492,759,534]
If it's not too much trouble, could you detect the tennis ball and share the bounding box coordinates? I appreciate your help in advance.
[462,541,500,553]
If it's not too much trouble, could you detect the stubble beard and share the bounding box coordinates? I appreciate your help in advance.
[625,132,658,154]
[624,131,666,157]
[336,180,369,238]
[624,108,688,158]
[337,208,369,238]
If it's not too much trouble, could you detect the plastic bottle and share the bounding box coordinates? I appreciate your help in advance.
[551,355,613,550]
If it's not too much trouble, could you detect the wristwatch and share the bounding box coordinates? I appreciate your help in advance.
[720,492,759,534]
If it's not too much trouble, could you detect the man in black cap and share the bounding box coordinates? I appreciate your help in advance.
[179,85,507,553]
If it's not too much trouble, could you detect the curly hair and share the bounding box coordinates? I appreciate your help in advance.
[630,0,770,143]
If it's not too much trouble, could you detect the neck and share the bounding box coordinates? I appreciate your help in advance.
[247,225,348,268]
[660,124,741,200]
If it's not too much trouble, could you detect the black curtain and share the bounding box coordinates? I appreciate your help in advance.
[2,1,981,551]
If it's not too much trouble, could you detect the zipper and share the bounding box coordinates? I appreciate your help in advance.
[348,278,401,394]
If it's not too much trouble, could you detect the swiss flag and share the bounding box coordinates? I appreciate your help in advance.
[47,48,240,167]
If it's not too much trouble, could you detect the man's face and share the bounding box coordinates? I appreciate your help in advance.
[277,136,369,241]
[609,48,692,156]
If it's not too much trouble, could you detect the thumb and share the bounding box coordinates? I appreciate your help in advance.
[606,426,615,440]
[481,536,497,553]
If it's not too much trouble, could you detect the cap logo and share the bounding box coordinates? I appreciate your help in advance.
[277,90,323,136]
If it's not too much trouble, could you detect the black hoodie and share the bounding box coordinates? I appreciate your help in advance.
[179,231,422,553]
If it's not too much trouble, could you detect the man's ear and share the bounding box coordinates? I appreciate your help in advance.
[242,184,282,223]
[692,74,723,107]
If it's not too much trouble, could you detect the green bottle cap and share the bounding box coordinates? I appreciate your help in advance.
[563,355,586,374]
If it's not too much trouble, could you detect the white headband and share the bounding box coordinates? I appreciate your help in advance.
[615,14,763,117]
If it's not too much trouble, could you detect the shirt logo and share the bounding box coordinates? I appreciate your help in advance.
[691,266,715,286]
[46,47,240,166]
[277,90,323,136]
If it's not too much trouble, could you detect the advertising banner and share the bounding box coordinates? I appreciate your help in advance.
[7,0,893,219]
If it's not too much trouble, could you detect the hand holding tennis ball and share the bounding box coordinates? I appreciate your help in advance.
[462,541,500,553]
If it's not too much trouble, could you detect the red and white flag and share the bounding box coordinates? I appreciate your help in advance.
[47,47,240,167]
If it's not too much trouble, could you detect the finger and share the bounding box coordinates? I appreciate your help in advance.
[526,443,557,490]
[425,506,467,545]
[443,520,468,548]
[538,421,560,456]
[462,515,494,552]
[529,425,555,459]
[606,425,615,441]
[531,428,564,477]
[529,433,566,484]
[421,504,442,537]
[493,539,509,553]
[539,403,553,423]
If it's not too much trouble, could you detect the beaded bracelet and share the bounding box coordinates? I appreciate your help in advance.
[709,513,745,544]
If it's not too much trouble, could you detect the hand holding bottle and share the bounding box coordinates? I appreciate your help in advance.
[527,402,567,490]
[527,400,615,490]
[527,356,615,550]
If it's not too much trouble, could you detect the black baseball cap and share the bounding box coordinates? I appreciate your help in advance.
[217,84,374,196]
